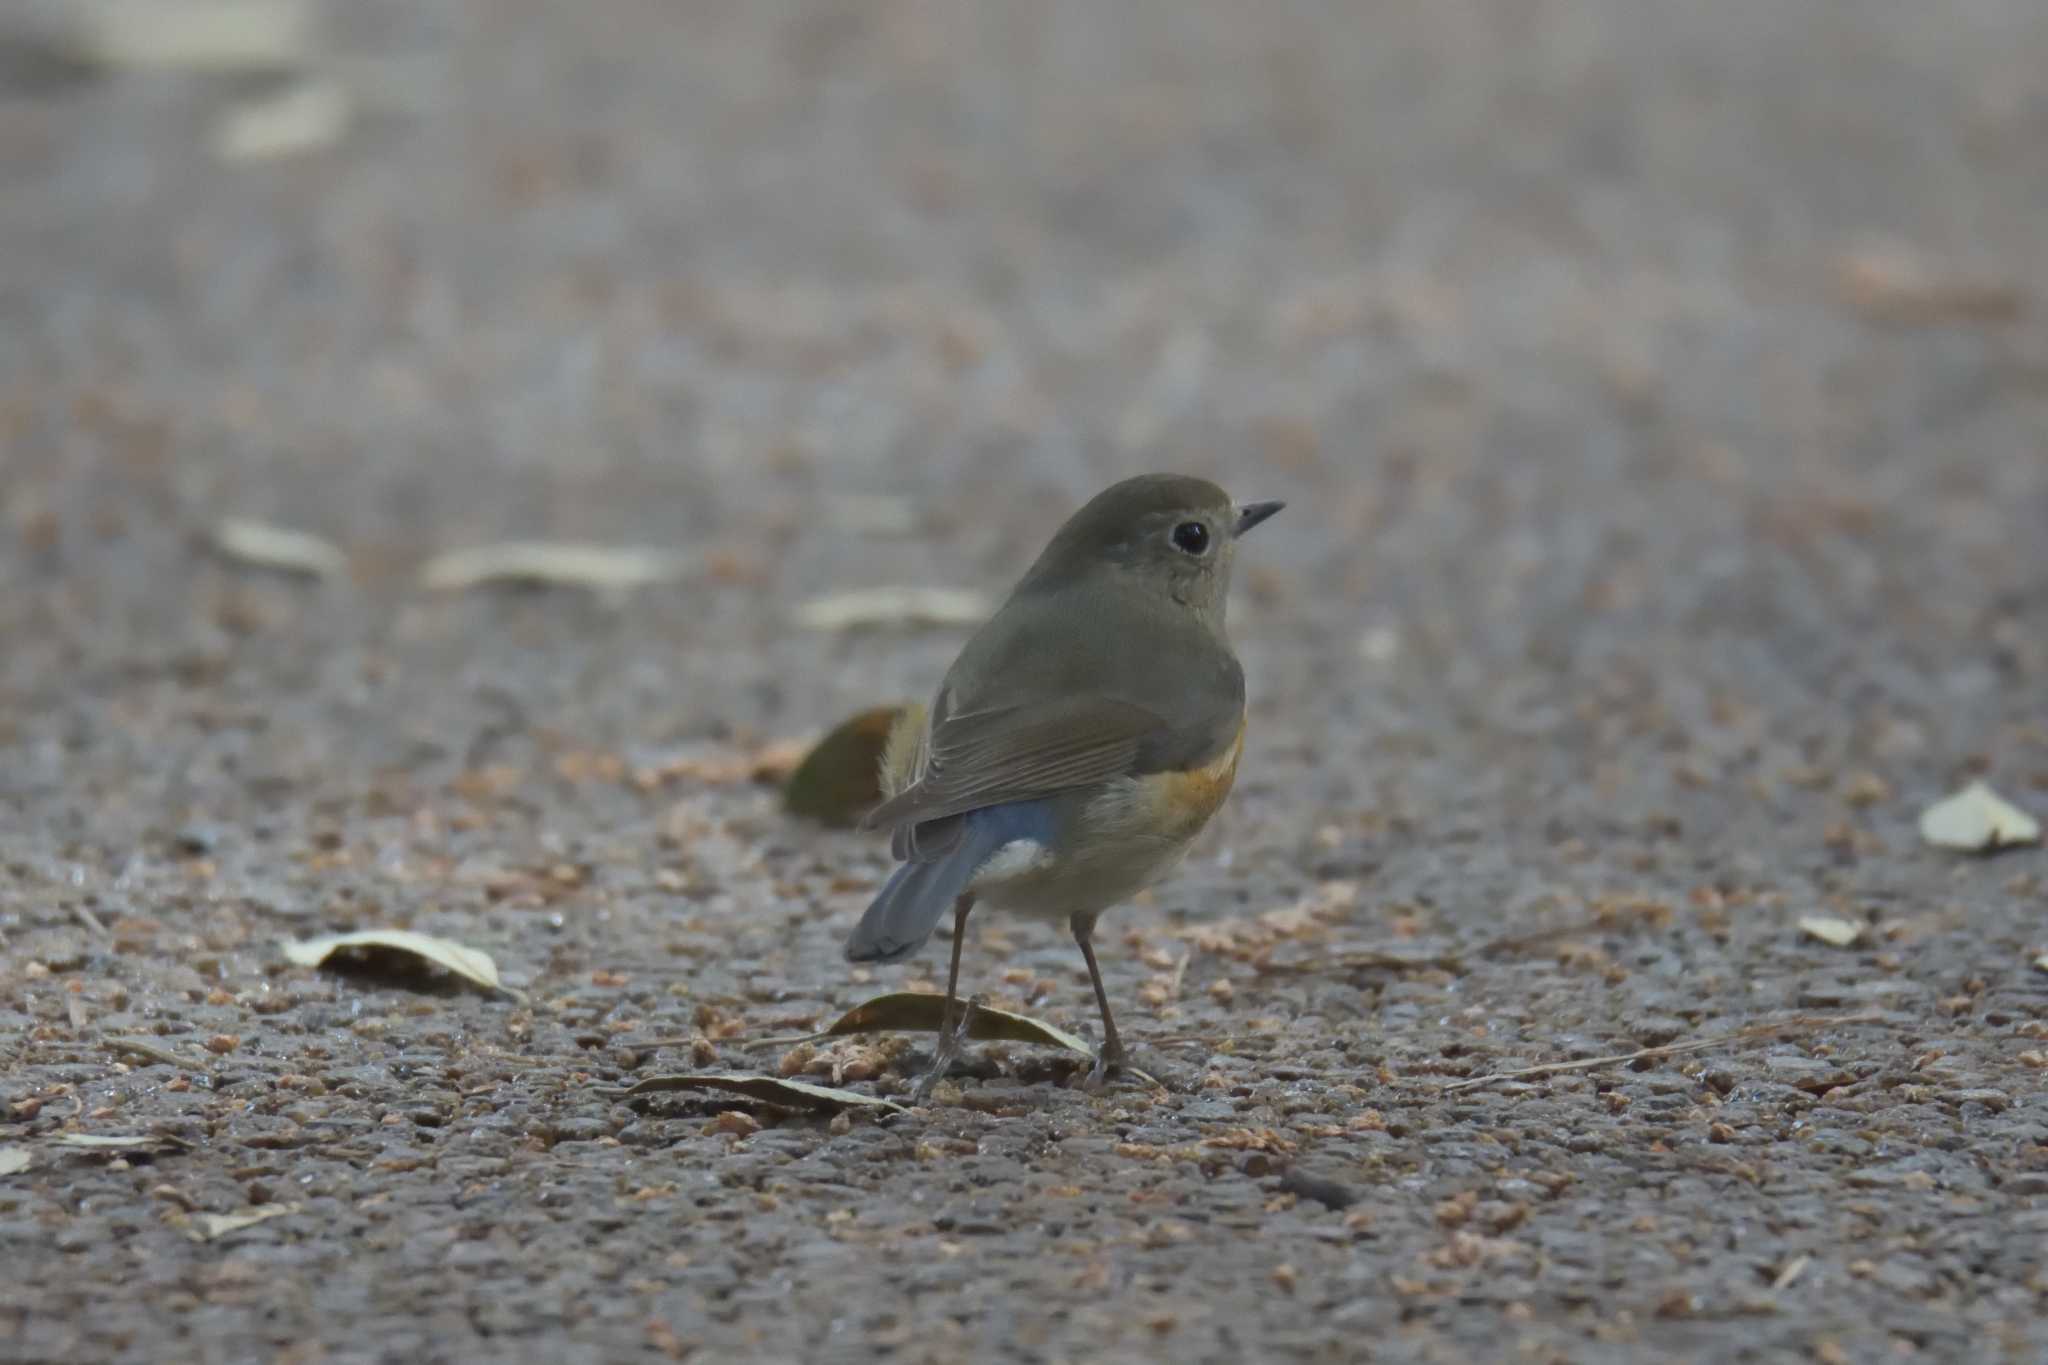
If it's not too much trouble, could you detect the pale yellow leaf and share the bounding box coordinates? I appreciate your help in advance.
[211,518,347,578]
[190,1203,300,1242]
[419,542,686,592]
[792,587,990,631]
[622,1074,905,1114]
[212,78,351,162]
[74,0,315,71]
[1798,916,1863,948]
[52,1132,185,1151]
[1918,782,2040,853]
[281,929,513,998]
[0,1147,30,1176]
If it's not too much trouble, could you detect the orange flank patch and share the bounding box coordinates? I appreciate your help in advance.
[1150,715,1245,838]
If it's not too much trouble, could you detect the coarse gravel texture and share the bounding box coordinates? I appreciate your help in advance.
[4,1,2048,1362]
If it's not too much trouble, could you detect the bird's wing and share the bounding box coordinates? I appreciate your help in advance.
[860,693,1168,840]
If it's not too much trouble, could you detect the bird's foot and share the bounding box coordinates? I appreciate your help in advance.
[1081,1040,1132,1092]
[911,995,982,1105]
[1079,1043,1187,1093]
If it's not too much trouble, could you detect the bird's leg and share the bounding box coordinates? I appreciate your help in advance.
[1071,911,1127,1089]
[913,896,975,1104]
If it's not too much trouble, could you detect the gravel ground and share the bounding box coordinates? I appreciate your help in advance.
[4,2,2048,1362]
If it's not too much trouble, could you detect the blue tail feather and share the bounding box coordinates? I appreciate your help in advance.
[845,801,1057,965]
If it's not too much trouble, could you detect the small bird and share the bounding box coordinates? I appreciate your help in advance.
[845,473,1283,1097]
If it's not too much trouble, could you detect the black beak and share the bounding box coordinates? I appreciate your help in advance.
[1234,500,1285,536]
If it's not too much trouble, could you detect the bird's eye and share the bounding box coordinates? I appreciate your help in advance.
[1171,521,1211,555]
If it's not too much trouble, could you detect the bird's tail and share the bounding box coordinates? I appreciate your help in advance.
[844,861,972,965]
[846,802,1052,964]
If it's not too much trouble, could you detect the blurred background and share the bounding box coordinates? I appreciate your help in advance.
[7,0,2047,793]
[5,5,2048,1359]
[5,0,2046,848]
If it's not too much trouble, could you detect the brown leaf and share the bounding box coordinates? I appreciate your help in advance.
[782,706,908,827]
[1835,243,2027,325]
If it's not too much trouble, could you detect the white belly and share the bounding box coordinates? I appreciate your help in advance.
[967,828,1196,923]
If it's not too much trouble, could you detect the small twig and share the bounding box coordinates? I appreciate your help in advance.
[105,1037,208,1072]
[1772,1254,1811,1292]
[71,902,111,939]
[1476,926,1576,959]
[1107,1035,1212,1052]
[629,1036,714,1051]
[1441,1013,1883,1094]
[1165,952,1191,1002]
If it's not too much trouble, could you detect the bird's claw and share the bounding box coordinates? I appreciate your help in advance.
[1081,1042,1134,1092]
[911,995,983,1104]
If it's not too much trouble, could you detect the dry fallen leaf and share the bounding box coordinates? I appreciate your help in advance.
[52,1132,188,1151]
[782,705,908,827]
[190,1203,301,1242]
[419,542,687,593]
[1798,916,1864,948]
[792,586,990,631]
[1918,782,2040,853]
[210,518,347,579]
[212,77,351,161]
[72,0,316,71]
[756,991,1094,1057]
[0,1147,30,1176]
[1834,242,2027,325]
[106,1036,209,1072]
[623,1074,905,1114]
[281,929,517,999]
